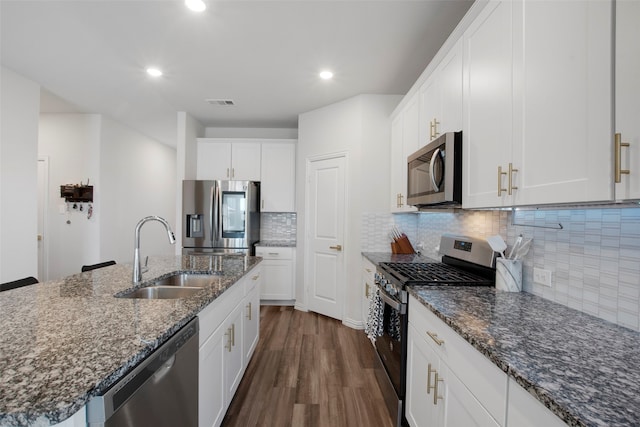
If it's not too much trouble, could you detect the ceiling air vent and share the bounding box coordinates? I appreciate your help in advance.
[205,99,235,106]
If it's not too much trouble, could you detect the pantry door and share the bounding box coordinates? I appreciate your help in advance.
[305,154,346,321]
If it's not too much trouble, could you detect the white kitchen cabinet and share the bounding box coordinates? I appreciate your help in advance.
[390,93,419,212]
[419,37,464,145]
[464,0,614,208]
[506,378,566,427]
[406,321,441,426]
[242,268,261,365]
[361,256,375,329]
[198,266,261,427]
[614,0,640,200]
[255,246,295,301]
[260,141,296,212]
[462,0,515,209]
[407,294,507,427]
[509,0,613,206]
[196,139,261,181]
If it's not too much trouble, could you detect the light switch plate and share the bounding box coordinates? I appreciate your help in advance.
[533,267,552,287]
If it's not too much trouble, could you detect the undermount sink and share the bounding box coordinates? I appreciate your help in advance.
[118,285,204,299]
[117,273,217,299]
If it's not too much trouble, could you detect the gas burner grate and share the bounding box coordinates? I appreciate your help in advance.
[379,262,493,286]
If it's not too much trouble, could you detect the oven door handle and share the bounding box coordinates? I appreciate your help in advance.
[377,285,405,313]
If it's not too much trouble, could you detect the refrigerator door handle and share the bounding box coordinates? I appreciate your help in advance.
[209,184,215,243]
[214,182,222,242]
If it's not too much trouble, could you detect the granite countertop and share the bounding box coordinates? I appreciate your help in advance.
[408,286,640,427]
[0,255,261,427]
[256,240,296,247]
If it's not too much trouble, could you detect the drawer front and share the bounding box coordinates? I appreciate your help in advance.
[409,294,508,425]
[255,246,293,260]
[199,281,244,347]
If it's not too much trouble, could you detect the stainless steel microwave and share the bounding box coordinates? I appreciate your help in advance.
[407,131,462,208]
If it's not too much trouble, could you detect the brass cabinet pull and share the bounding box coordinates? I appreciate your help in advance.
[429,118,440,140]
[427,363,434,394]
[225,328,232,352]
[615,133,631,183]
[508,163,518,195]
[433,372,444,405]
[247,302,252,320]
[426,331,444,346]
[396,193,404,208]
[366,268,372,273]
[329,244,342,251]
[252,275,259,281]
[261,200,265,209]
[365,283,370,298]
[498,166,507,196]
[231,323,235,347]
[231,168,235,178]
[226,168,230,178]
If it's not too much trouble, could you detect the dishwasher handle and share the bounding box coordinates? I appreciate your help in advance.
[87,318,199,424]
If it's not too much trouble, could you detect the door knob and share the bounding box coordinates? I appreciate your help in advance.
[329,244,342,251]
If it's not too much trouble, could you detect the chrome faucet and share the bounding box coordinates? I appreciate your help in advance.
[133,216,176,284]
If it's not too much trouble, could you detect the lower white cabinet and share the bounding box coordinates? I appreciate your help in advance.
[407,294,506,427]
[506,378,566,427]
[255,246,295,301]
[198,265,261,427]
[361,256,375,329]
[407,294,567,427]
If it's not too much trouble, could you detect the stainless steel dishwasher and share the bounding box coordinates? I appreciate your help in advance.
[87,318,199,427]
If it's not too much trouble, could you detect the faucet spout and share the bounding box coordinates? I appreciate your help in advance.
[133,216,176,284]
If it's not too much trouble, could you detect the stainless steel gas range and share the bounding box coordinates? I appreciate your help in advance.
[371,234,497,426]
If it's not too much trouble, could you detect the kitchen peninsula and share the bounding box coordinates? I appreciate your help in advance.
[0,255,261,426]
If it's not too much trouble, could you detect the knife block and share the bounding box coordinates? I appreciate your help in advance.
[391,234,415,254]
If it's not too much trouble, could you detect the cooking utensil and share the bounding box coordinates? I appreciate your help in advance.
[508,234,523,259]
[513,238,532,260]
[487,235,507,259]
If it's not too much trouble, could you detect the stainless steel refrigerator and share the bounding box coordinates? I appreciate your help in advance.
[182,180,260,255]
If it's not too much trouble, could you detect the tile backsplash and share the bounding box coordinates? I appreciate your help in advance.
[362,207,640,332]
[260,212,297,243]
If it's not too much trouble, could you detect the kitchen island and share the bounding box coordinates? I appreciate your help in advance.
[0,255,261,427]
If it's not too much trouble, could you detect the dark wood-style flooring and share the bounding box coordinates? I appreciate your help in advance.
[222,306,394,427]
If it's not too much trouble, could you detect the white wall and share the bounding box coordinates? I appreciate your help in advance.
[0,67,40,283]
[205,127,297,139]
[176,112,205,252]
[296,94,401,327]
[100,116,177,265]
[38,114,101,279]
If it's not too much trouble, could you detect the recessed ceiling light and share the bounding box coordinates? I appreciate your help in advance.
[185,0,206,12]
[146,67,163,77]
[319,70,334,80]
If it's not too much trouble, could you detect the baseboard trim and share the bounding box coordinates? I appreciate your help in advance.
[343,317,364,330]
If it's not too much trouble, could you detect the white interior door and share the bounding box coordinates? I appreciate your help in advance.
[37,157,49,282]
[306,154,346,320]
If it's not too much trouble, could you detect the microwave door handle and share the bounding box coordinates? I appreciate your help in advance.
[429,148,442,192]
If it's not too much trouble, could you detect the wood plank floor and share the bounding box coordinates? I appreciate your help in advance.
[222,306,394,427]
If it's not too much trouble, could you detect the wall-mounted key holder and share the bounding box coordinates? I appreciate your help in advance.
[60,184,93,202]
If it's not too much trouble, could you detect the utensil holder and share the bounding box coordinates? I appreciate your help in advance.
[496,258,522,292]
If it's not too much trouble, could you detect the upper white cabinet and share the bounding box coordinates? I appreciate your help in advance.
[390,93,419,212]
[197,139,261,181]
[260,141,296,212]
[510,0,613,206]
[419,37,464,145]
[463,0,614,208]
[462,0,516,208]
[614,0,640,200]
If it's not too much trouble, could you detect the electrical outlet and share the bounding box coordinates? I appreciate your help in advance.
[533,267,552,287]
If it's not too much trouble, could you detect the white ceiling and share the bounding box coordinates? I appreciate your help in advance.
[1,0,473,147]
